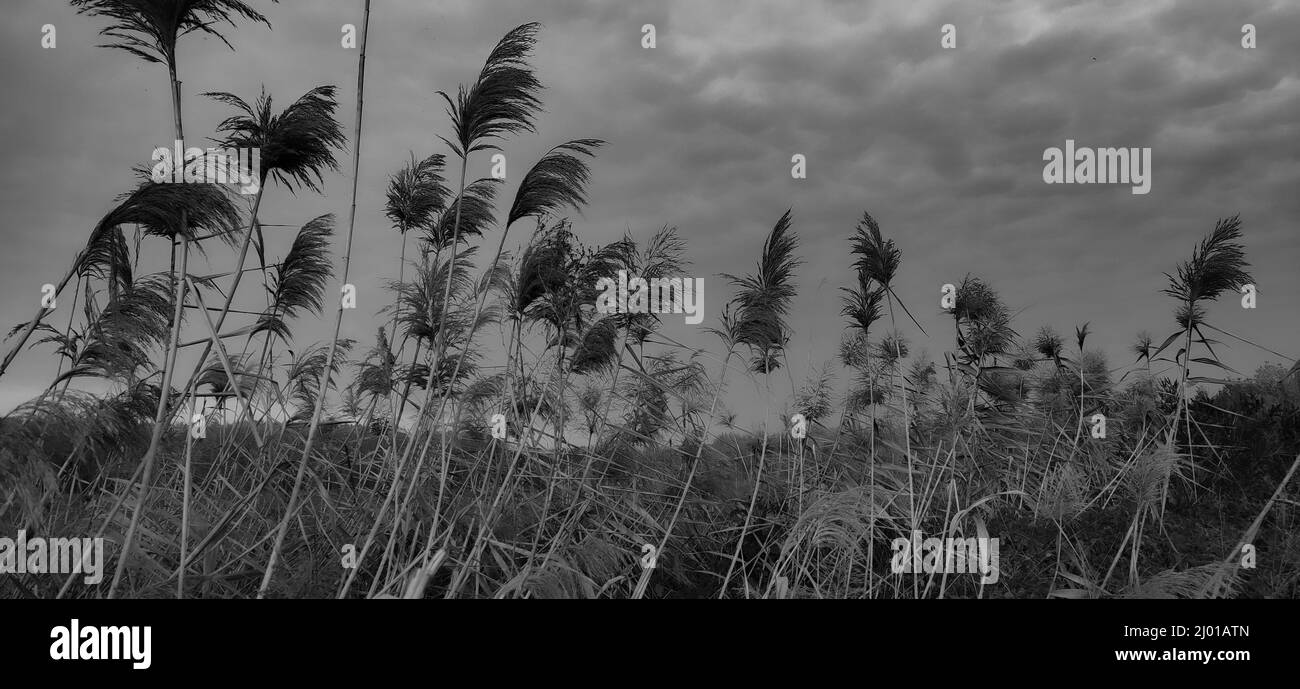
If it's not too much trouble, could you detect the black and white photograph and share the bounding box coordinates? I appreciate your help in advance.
[0,0,1296,672]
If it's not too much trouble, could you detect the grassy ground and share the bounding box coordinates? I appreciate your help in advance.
[3,353,1297,599]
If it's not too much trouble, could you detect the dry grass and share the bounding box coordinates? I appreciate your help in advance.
[2,11,1298,600]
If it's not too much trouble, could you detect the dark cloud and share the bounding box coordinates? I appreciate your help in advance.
[1,0,1296,428]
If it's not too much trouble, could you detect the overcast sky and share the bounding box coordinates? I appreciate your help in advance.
[1,0,1297,428]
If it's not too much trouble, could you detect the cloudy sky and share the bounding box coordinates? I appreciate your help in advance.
[1,0,1297,428]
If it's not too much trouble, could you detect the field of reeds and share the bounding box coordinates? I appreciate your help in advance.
[2,3,1298,600]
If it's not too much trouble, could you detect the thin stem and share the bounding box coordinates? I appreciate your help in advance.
[259,0,371,598]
